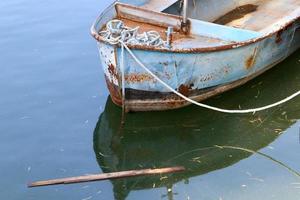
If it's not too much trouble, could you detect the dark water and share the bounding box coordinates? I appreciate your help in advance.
[1,0,300,199]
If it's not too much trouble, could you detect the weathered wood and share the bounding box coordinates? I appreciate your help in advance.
[115,3,182,31]
[28,166,185,188]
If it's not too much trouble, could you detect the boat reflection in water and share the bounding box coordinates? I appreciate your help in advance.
[93,52,300,200]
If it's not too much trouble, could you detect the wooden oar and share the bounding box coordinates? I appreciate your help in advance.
[28,166,185,188]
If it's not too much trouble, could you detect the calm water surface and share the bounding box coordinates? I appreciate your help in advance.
[1,0,300,199]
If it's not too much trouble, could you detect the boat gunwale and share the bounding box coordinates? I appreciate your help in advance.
[90,1,300,53]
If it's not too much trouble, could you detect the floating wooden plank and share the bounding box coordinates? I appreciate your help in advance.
[115,3,182,31]
[141,0,179,12]
[28,166,185,188]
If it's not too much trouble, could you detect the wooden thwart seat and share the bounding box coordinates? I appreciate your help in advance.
[115,3,182,31]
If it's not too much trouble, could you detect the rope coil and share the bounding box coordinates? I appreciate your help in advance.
[101,20,300,114]
[99,20,167,47]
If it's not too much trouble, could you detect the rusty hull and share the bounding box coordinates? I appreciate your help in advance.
[92,1,300,111]
[106,55,288,111]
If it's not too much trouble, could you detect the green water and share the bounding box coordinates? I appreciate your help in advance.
[1,0,300,199]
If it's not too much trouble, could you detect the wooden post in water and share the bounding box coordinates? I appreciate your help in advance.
[28,166,185,188]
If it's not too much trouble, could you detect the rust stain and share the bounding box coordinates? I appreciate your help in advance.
[214,4,258,25]
[178,84,193,96]
[108,64,119,80]
[180,19,191,35]
[245,47,258,69]
[276,30,283,44]
[245,55,255,69]
[125,73,154,83]
[275,22,293,44]
[165,100,186,107]
[104,76,122,106]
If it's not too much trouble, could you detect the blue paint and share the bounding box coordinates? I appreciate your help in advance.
[93,0,300,109]
[114,23,299,93]
[190,19,262,42]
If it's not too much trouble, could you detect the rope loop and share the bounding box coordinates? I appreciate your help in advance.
[106,19,124,35]
[99,20,167,48]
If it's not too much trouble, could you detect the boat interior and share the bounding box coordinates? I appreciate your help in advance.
[103,0,300,49]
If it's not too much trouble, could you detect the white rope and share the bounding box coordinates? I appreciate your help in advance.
[99,19,167,47]
[120,41,300,114]
[101,20,300,114]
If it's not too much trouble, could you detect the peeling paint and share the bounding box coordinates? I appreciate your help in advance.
[108,64,119,80]
[105,76,122,106]
[92,1,300,111]
[276,22,294,44]
[125,73,155,83]
[178,84,193,96]
[245,47,258,69]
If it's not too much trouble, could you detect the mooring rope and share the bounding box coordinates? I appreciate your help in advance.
[100,20,300,114]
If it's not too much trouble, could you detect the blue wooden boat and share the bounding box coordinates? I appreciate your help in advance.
[91,0,300,111]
